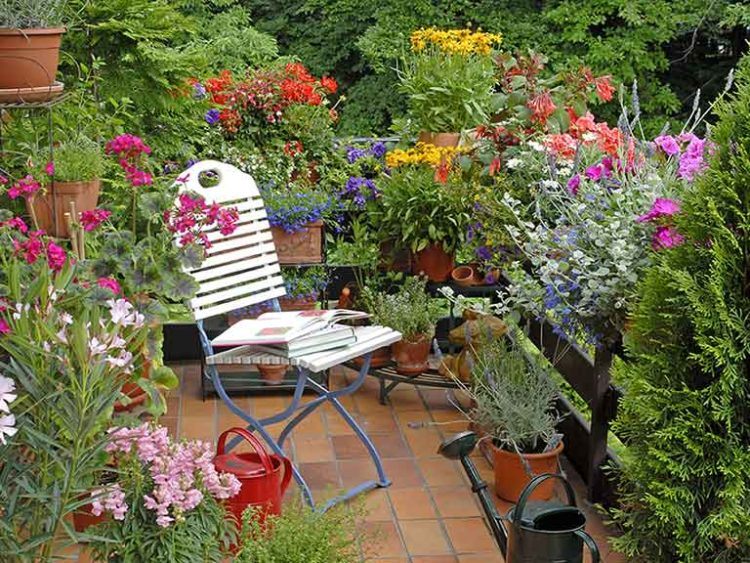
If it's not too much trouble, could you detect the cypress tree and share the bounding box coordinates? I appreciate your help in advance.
[611,56,750,562]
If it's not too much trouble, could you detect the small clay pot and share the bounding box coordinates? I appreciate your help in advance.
[257,364,287,386]
[451,264,482,287]
[492,441,564,502]
[271,220,324,264]
[279,296,317,311]
[412,244,455,282]
[392,337,431,376]
[417,131,461,147]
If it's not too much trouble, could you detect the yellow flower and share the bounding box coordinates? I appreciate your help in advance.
[410,27,502,56]
[385,142,468,169]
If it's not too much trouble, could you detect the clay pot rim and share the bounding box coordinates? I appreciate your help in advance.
[0,27,67,35]
[493,440,564,459]
[397,333,433,345]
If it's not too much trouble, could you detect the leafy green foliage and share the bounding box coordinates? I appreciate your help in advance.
[610,55,750,562]
[235,501,364,563]
[47,136,105,182]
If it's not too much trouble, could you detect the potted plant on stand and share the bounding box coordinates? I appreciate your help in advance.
[460,334,563,502]
[0,0,67,96]
[399,27,502,145]
[363,276,441,376]
[28,136,105,237]
[371,163,474,282]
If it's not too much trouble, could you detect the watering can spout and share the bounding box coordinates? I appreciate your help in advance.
[438,432,509,555]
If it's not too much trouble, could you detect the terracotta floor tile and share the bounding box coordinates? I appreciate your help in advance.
[364,559,409,563]
[324,411,358,435]
[456,553,503,562]
[166,395,181,415]
[181,396,217,418]
[339,459,380,488]
[382,458,425,488]
[289,411,326,437]
[417,458,465,487]
[160,416,178,438]
[179,416,216,443]
[298,461,340,490]
[333,433,410,460]
[359,411,399,433]
[389,391,427,412]
[444,518,498,554]
[430,486,481,518]
[295,437,335,463]
[399,519,452,556]
[361,520,406,558]
[404,425,444,458]
[363,488,394,522]
[412,557,459,563]
[389,487,438,520]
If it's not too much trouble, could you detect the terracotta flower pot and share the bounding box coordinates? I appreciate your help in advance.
[392,337,431,376]
[492,441,564,502]
[279,295,317,311]
[352,345,392,370]
[412,244,455,282]
[418,131,461,147]
[451,264,482,287]
[257,364,287,386]
[73,502,106,533]
[26,179,101,238]
[0,28,66,90]
[271,220,323,264]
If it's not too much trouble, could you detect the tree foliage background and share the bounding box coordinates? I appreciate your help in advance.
[245,0,750,134]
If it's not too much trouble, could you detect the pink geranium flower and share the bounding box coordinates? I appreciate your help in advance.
[80,208,112,231]
[46,241,67,271]
[97,277,122,295]
[637,198,681,223]
[44,161,55,176]
[654,135,680,157]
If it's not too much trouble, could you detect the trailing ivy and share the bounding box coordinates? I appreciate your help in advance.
[610,54,750,562]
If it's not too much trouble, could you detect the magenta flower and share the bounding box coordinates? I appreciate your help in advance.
[0,318,10,336]
[44,161,55,176]
[97,277,122,295]
[652,225,685,250]
[80,208,112,231]
[567,174,581,195]
[654,135,680,157]
[637,198,681,223]
[7,175,41,200]
[1,217,28,234]
[677,137,707,181]
[585,164,603,181]
[46,241,67,271]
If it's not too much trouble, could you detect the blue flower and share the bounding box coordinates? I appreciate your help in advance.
[370,141,387,158]
[476,246,492,261]
[193,83,207,100]
[205,109,220,125]
[346,147,367,164]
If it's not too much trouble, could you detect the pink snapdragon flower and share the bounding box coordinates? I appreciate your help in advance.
[91,484,129,521]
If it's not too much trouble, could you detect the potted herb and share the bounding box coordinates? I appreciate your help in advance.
[462,335,563,502]
[88,423,240,562]
[371,164,474,282]
[364,276,440,375]
[0,0,67,92]
[263,181,332,264]
[399,27,502,144]
[28,136,105,238]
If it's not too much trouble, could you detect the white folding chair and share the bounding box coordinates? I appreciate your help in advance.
[176,160,401,510]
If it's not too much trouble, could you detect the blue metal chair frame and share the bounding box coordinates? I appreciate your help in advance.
[196,311,391,512]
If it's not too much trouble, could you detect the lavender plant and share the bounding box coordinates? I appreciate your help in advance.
[0,0,66,28]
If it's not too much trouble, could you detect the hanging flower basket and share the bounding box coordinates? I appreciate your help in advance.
[271,220,324,264]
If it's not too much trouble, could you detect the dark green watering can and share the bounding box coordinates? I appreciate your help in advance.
[505,473,600,562]
[438,431,600,563]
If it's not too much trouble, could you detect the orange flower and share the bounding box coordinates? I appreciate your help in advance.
[544,134,578,160]
[594,122,622,156]
[570,112,597,138]
[527,91,556,124]
[595,76,615,102]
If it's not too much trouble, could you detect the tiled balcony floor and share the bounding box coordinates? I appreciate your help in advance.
[159,362,624,562]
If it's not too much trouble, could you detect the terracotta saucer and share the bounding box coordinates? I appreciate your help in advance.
[0,81,64,104]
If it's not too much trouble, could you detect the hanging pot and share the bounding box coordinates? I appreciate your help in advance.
[0,28,66,90]
[271,220,323,264]
[392,336,431,376]
[418,131,460,147]
[493,441,564,502]
[412,243,455,282]
[213,427,293,525]
[26,179,101,238]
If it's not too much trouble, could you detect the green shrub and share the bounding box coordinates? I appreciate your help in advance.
[610,55,750,562]
[234,502,363,563]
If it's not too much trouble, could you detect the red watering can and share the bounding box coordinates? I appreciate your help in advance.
[213,427,292,524]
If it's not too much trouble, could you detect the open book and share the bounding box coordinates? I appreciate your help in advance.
[212,309,368,347]
[249,325,357,358]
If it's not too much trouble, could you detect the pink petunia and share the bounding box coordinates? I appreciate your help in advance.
[652,225,685,250]
[567,174,581,195]
[637,198,681,223]
[654,135,680,157]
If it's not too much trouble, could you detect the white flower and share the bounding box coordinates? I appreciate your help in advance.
[107,299,134,325]
[107,351,133,369]
[582,132,597,143]
[89,337,108,355]
[527,140,545,152]
[60,312,73,325]
[540,179,560,189]
[0,376,17,413]
[506,158,523,170]
[0,413,17,445]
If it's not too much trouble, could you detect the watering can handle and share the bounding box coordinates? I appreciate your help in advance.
[279,456,293,496]
[576,530,600,563]
[216,427,274,474]
[512,473,577,525]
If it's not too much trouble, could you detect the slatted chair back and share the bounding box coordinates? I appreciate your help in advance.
[175,160,285,320]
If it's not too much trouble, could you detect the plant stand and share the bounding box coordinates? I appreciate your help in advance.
[367,360,460,406]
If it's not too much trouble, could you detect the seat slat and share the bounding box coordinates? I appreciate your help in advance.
[193,273,285,308]
[198,237,277,269]
[205,220,272,243]
[193,286,286,321]
[191,243,278,280]
[204,227,272,256]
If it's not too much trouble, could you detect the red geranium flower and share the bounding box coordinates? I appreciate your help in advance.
[320,76,338,94]
[594,76,615,102]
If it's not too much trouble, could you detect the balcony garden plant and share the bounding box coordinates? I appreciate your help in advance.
[372,149,475,281]
[362,275,441,375]
[399,28,502,145]
[0,0,67,93]
[459,333,563,502]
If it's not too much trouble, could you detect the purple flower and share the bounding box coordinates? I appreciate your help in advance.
[585,165,603,181]
[652,225,685,250]
[193,83,207,100]
[370,141,387,158]
[346,147,367,164]
[476,246,492,261]
[637,198,681,223]
[204,109,220,125]
[677,137,707,181]
[567,174,581,195]
[654,135,681,157]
